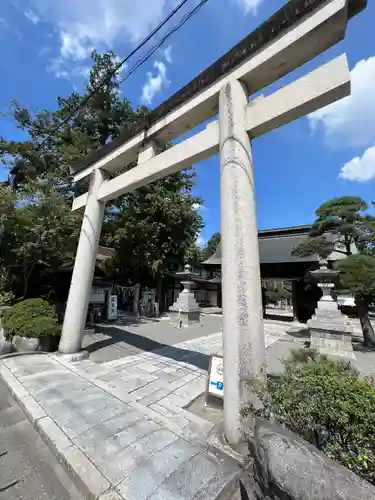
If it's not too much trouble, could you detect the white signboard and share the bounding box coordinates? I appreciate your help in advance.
[107,295,118,320]
[207,355,224,399]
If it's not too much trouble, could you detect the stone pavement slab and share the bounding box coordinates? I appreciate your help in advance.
[266,336,375,378]
[78,329,283,417]
[83,315,223,364]
[0,354,241,500]
[0,377,83,500]
[0,326,287,500]
[83,315,290,364]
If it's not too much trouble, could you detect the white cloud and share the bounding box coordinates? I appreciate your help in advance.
[29,0,169,62]
[25,10,39,25]
[234,0,263,14]
[192,202,205,211]
[309,57,375,149]
[163,45,172,64]
[196,233,206,247]
[23,0,262,81]
[47,57,91,81]
[141,61,169,105]
[339,145,375,182]
[0,17,8,30]
[59,30,93,61]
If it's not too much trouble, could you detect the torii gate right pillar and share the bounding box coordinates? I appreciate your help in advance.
[219,80,266,445]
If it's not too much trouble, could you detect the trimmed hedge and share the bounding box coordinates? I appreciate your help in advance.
[4,298,60,339]
[244,349,375,485]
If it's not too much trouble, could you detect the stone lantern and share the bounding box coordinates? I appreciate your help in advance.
[307,258,354,359]
[169,264,201,327]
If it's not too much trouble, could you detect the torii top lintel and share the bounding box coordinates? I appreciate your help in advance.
[73,0,366,181]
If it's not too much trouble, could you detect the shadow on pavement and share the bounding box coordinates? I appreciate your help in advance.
[85,325,210,371]
[286,328,309,339]
[353,342,375,353]
[264,313,294,323]
[0,480,19,493]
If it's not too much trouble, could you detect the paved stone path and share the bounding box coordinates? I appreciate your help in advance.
[0,327,284,500]
[1,354,240,500]
[82,314,224,363]
[0,377,83,500]
[83,315,290,364]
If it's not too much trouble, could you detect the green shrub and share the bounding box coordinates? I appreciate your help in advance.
[4,298,60,339]
[244,349,375,484]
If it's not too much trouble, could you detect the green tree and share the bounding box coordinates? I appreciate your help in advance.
[13,181,80,298]
[336,254,375,348]
[292,196,373,259]
[0,186,17,303]
[105,174,203,286]
[0,50,203,297]
[266,286,292,303]
[244,349,375,484]
[1,50,140,193]
[292,196,375,345]
[200,232,221,262]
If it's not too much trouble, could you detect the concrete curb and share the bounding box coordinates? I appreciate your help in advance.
[0,350,53,361]
[0,360,118,500]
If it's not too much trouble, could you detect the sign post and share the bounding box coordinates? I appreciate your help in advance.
[206,355,224,405]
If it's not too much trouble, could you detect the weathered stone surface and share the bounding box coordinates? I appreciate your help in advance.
[12,335,40,352]
[251,419,375,500]
[0,335,13,354]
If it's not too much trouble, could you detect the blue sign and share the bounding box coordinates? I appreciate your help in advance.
[210,381,224,391]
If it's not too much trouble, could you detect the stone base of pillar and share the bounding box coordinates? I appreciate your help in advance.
[169,309,201,328]
[55,350,89,363]
[307,301,355,359]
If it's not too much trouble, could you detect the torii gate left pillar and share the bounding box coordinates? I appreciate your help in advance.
[59,144,157,355]
[59,168,108,354]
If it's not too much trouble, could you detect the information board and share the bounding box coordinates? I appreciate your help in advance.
[207,355,224,399]
[107,295,118,320]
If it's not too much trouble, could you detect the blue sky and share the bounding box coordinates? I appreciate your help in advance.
[0,0,374,246]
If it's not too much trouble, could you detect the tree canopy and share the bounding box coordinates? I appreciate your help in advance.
[200,232,221,262]
[336,254,375,348]
[292,196,374,259]
[293,195,375,348]
[0,50,203,300]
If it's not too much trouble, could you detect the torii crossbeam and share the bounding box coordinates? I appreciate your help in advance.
[59,0,366,445]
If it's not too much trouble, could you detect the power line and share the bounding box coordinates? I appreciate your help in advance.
[38,0,201,150]
[6,0,212,190]
[119,0,210,86]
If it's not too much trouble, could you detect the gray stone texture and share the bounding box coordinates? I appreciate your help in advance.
[169,290,200,314]
[308,300,355,359]
[251,419,375,500]
[219,79,266,445]
[59,168,109,355]
[169,310,201,327]
[0,377,82,500]
[169,265,201,328]
[1,353,241,500]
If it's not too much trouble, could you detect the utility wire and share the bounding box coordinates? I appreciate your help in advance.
[118,0,209,86]
[38,0,207,150]
[5,0,212,190]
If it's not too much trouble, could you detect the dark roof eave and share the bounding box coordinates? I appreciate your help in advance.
[73,0,366,173]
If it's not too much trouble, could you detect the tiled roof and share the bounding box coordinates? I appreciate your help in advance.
[203,226,351,265]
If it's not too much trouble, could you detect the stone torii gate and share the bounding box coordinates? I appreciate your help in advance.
[59,0,365,445]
